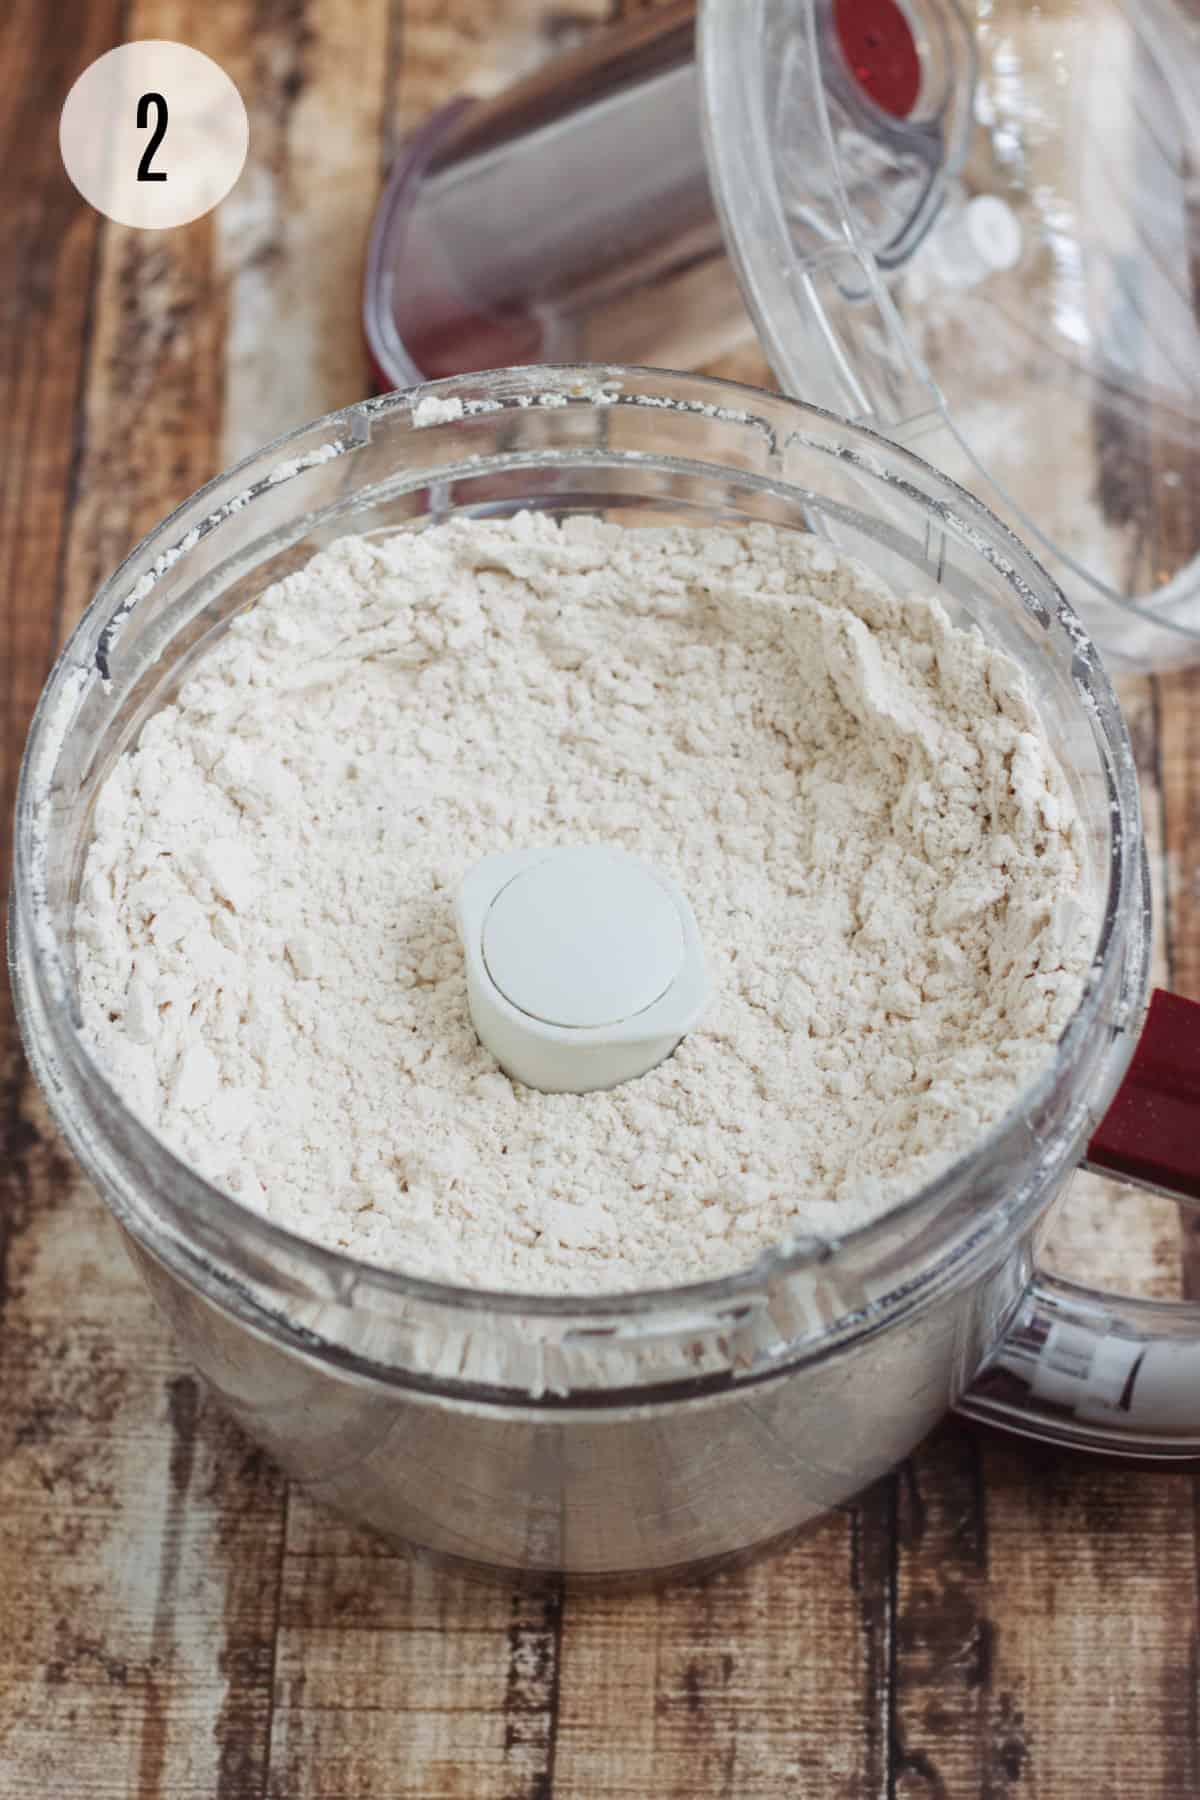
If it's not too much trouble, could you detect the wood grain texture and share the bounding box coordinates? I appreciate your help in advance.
[551,1490,895,1800]
[267,1493,564,1799]
[2,2,1199,1797]
[215,0,394,463]
[1,3,293,1794]
[0,3,140,1792]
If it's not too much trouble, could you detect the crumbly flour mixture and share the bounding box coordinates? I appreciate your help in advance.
[78,515,1096,1294]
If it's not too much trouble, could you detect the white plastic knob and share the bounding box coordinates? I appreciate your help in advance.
[922,193,1022,288]
[456,845,709,1093]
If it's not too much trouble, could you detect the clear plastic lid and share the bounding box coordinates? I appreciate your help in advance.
[701,0,1200,668]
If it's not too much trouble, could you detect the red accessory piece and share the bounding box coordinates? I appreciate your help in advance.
[834,0,922,117]
[1087,988,1200,1201]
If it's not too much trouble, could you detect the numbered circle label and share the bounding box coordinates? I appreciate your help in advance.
[60,41,249,230]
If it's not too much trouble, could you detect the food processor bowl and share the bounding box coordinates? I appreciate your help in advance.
[11,368,1200,1582]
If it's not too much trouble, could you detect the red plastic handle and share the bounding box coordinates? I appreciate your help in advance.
[1086,988,1200,1202]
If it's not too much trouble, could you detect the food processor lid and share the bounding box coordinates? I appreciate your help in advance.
[699,0,1200,670]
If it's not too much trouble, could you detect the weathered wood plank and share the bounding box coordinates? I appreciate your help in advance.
[0,6,143,1792]
[0,1289,287,1799]
[55,27,224,635]
[266,1490,564,1799]
[1,2,389,1796]
[976,1442,1198,1799]
[894,1428,1197,1798]
[0,0,116,977]
[551,1495,894,1800]
[1,0,274,1787]
[890,1430,990,1798]
[216,0,395,462]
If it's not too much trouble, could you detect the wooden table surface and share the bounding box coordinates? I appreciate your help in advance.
[3,2,1200,1795]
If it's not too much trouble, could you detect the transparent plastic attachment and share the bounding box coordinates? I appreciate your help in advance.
[368,0,1200,669]
[12,372,1200,1579]
[889,0,1200,669]
[363,0,972,387]
[703,0,1200,669]
[364,4,715,383]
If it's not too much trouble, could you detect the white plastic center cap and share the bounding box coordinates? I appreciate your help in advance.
[483,850,684,1029]
[456,846,709,1094]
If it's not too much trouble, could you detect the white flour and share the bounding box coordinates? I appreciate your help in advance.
[77,515,1096,1294]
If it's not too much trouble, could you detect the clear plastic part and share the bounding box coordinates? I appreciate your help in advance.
[704,0,1200,670]
[368,0,1200,670]
[11,369,1200,1581]
[364,0,974,389]
[363,3,734,383]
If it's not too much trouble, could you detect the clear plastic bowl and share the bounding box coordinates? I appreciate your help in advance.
[15,366,1200,1584]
